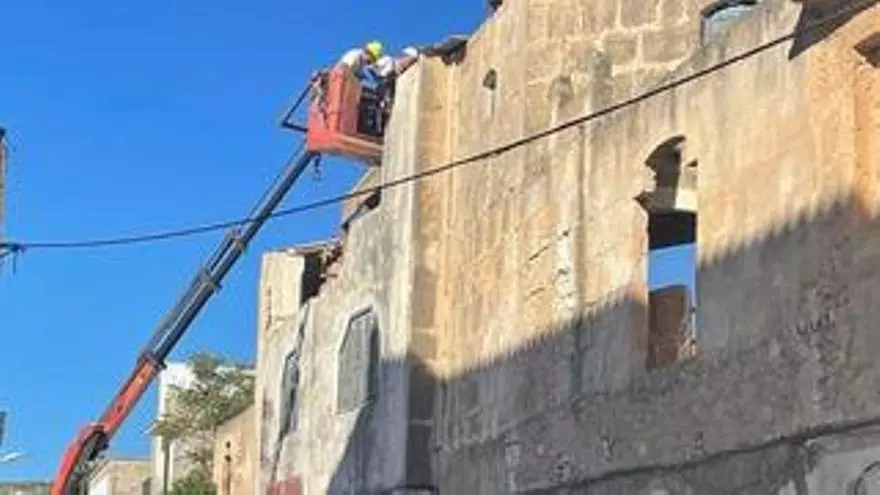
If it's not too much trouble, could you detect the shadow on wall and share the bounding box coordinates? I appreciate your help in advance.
[313,192,880,493]
[787,0,879,58]
[288,5,878,493]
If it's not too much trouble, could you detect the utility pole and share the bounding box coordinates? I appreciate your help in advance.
[0,410,6,448]
[0,125,8,268]
[0,126,6,239]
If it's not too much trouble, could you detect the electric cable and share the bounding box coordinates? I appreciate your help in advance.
[0,0,873,252]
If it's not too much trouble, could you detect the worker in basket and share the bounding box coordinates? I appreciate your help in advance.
[318,40,385,138]
[335,40,385,79]
[310,41,419,137]
[371,47,419,131]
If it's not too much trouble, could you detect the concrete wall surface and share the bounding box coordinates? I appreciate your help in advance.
[87,459,150,495]
[254,0,880,493]
[213,405,257,495]
[149,362,200,495]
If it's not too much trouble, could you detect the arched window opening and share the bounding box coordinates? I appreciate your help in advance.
[637,136,698,369]
[701,0,758,43]
[482,68,498,119]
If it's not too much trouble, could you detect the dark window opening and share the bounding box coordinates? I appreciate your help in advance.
[279,351,300,436]
[482,69,498,119]
[638,136,698,369]
[279,320,305,437]
[701,0,758,43]
[856,32,880,67]
[482,69,498,90]
[300,253,324,304]
[337,308,380,413]
[355,83,385,138]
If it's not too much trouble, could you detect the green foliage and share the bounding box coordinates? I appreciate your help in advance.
[152,351,254,481]
[169,469,217,495]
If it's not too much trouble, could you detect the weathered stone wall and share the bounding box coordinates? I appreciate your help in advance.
[213,405,256,495]
[0,483,50,495]
[254,0,880,492]
[340,168,380,223]
[88,459,151,495]
[427,0,880,492]
[427,0,734,466]
[254,61,430,494]
[428,0,735,393]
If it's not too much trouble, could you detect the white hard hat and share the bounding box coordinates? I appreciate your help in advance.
[403,47,419,57]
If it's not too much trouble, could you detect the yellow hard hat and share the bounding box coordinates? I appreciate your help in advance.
[365,41,383,61]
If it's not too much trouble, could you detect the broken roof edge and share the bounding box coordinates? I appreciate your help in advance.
[269,237,342,256]
[346,166,379,199]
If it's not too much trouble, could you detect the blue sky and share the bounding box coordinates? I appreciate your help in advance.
[0,1,691,482]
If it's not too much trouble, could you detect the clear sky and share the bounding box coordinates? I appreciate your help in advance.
[0,0,691,482]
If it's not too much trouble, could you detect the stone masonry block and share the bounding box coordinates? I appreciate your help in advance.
[549,0,583,40]
[642,25,696,64]
[603,32,638,66]
[620,0,660,28]
[660,0,687,26]
[612,72,635,102]
[526,41,562,83]
[564,39,608,75]
[633,68,670,90]
[580,0,619,36]
[527,1,550,42]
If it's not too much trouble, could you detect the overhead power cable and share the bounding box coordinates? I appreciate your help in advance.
[0,0,873,253]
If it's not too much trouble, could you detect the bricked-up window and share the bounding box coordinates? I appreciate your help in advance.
[700,0,758,43]
[337,308,379,413]
[638,136,698,369]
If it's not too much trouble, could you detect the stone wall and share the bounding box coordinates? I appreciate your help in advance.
[88,459,150,495]
[213,405,256,495]
[253,0,880,492]
[427,0,880,492]
[424,0,740,390]
[149,363,201,494]
[254,59,428,493]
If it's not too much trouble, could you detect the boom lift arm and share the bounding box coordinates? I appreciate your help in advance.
[50,145,319,495]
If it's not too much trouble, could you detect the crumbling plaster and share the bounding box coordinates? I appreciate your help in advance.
[254,0,880,492]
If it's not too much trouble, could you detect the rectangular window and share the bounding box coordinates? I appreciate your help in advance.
[338,309,379,413]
